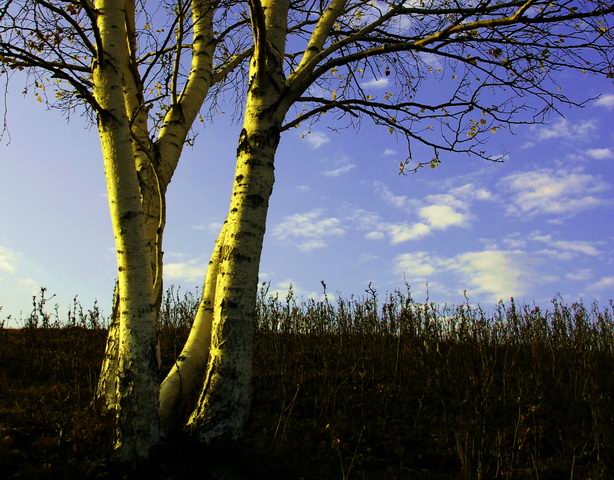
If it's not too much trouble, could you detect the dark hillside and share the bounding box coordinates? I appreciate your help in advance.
[1,287,613,479]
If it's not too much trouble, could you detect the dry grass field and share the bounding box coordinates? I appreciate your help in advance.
[1,285,613,479]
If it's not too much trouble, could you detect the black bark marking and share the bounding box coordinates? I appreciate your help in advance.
[220,298,239,310]
[246,194,265,209]
[120,210,140,221]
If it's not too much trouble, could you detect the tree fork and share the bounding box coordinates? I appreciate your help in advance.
[159,224,226,433]
[93,0,159,461]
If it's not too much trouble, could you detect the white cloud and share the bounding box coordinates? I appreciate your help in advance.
[531,234,600,257]
[298,239,327,251]
[296,185,310,192]
[273,209,345,251]
[548,240,599,257]
[0,246,17,274]
[17,277,40,294]
[500,168,609,217]
[365,231,385,240]
[424,192,466,210]
[386,222,431,244]
[501,235,527,250]
[535,118,597,142]
[367,181,493,243]
[449,250,527,302]
[564,268,592,282]
[450,183,493,202]
[419,204,467,230]
[302,130,330,149]
[595,94,614,110]
[361,77,389,89]
[374,181,415,209]
[585,148,613,160]
[420,52,442,70]
[190,222,223,234]
[383,148,396,156]
[588,276,614,291]
[323,162,356,177]
[394,249,531,303]
[349,208,383,231]
[394,252,437,277]
[165,262,205,282]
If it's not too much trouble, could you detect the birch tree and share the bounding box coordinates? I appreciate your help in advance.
[1,0,251,460]
[184,0,613,445]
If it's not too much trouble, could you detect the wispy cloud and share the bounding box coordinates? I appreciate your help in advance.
[386,222,431,244]
[365,231,385,241]
[349,208,430,245]
[323,162,356,177]
[419,204,467,230]
[367,181,493,244]
[588,276,614,291]
[449,183,493,202]
[165,261,205,282]
[449,250,527,302]
[0,246,17,274]
[534,118,597,142]
[273,209,345,251]
[361,77,389,89]
[192,222,223,234]
[500,168,609,217]
[564,268,592,282]
[595,93,614,110]
[383,148,396,156]
[16,277,40,294]
[420,52,442,70]
[302,130,330,149]
[394,249,530,303]
[531,235,600,260]
[394,252,437,277]
[374,181,415,209]
[585,148,613,160]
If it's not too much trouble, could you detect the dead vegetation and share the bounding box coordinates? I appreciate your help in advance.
[1,285,613,479]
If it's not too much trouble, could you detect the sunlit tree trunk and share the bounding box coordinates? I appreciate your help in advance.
[95,0,216,419]
[93,0,159,460]
[187,0,289,444]
[94,0,164,414]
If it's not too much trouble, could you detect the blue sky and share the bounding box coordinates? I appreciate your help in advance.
[1,68,613,326]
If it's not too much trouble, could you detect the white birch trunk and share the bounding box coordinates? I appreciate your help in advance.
[187,111,280,445]
[95,0,216,420]
[187,0,289,444]
[93,0,159,461]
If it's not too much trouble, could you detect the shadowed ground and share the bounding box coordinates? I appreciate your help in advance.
[1,287,613,479]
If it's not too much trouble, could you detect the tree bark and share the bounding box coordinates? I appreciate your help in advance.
[95,0,216,419]
[187,114,280,445]
[187,0,289,443]
[93,0,159,461]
